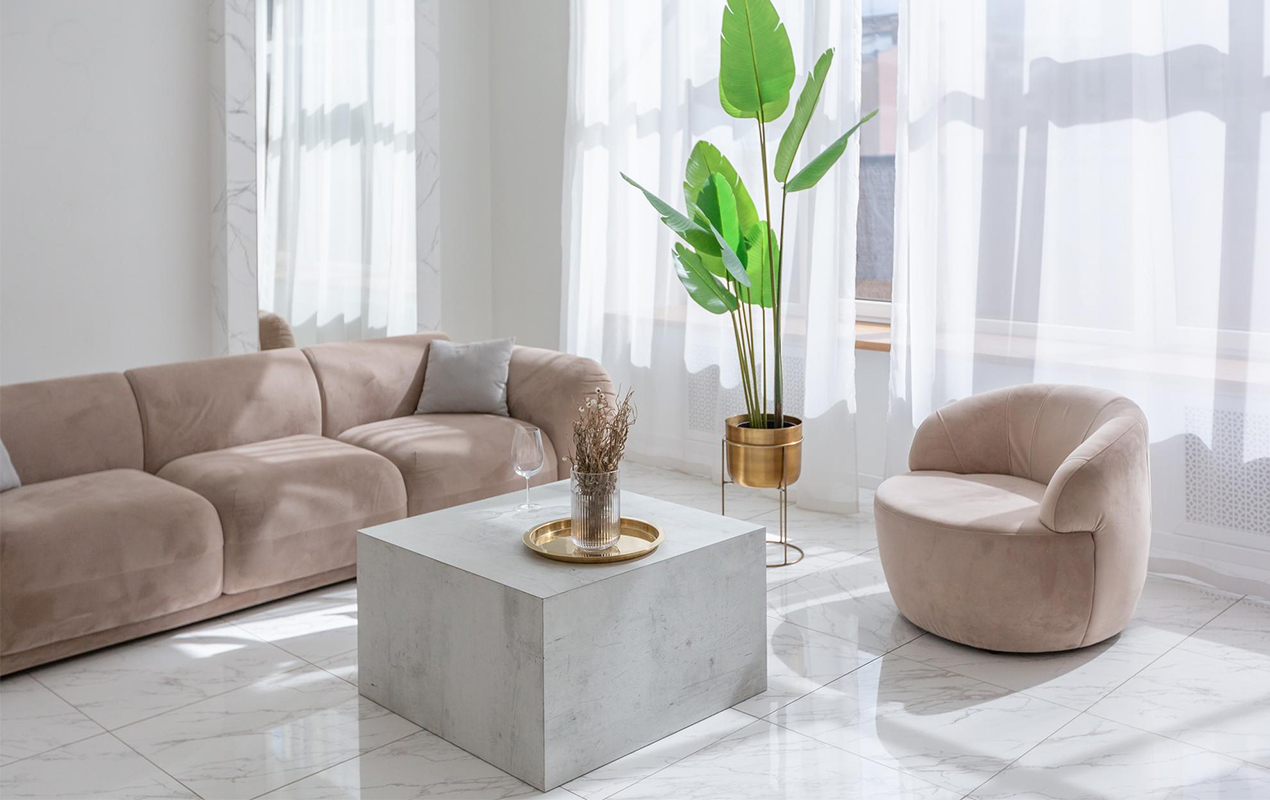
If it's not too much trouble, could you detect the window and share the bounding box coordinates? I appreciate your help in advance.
[856,0,898,307]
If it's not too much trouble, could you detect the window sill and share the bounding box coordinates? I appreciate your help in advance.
[855,321,891,352]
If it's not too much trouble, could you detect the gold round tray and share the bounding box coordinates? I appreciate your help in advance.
[523,517,664,564]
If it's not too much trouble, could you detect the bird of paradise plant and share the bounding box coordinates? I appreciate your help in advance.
[622,0,875,430]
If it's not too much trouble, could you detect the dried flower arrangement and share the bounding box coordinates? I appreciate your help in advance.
[568,387,636,472]
[564,388,636,549]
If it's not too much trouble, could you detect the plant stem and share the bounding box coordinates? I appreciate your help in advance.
[739,286,760,427]
[746,285,759,423]
[729,283,759,426]
[757,119,779,428]
[775,187,787,426]
[728,306,755,420]
[735,283,751,421]
[761,290,767,419]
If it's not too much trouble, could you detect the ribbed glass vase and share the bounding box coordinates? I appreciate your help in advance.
[569,468,621,551]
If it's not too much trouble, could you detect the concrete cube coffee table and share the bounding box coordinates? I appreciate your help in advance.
[357,480,766,791]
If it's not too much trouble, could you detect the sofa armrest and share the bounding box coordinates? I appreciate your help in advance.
[506,347,614,475]
[1039,416,1149,534]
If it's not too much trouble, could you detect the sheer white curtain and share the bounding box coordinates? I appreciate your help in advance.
[259,0,416,345]
[563,0,865,512]
[889,0,1270,594]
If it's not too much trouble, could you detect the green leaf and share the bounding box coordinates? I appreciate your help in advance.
[688,213,724,258]
[718,0,795,121]
[695,173,742,254]
[673,244,739,314]
[697,251,727,278]
[775,49,834,182]
[739,222,778,308]
[702,213,751,287]
[684,141,759,235]
[785,109,878,192]
[621,172,718,253]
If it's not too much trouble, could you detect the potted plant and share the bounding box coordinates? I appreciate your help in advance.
[621,0,875,489]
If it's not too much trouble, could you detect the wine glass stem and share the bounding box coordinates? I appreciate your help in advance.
[524,476,531,507]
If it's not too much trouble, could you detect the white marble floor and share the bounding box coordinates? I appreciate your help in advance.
[3,464,1269,799]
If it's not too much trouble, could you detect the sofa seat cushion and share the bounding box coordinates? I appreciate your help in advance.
[874,471,1097,652]
[0,469,223,657]
[338,414,558,516]
[158,435,407,594]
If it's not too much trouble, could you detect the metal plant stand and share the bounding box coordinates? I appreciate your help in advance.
[720,437,804,568]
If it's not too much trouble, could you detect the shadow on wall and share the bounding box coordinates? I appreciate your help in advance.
[263,311,395,349]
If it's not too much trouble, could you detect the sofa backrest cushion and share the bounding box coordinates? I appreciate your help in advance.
[126,349,321,472]
[303,332,449,437]
[0,373,144,484]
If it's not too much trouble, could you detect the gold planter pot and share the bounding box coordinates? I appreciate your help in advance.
[724,414,802,489]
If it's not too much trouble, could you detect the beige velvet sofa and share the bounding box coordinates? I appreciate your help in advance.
[0,333,611,674]
[875,384,1151,653]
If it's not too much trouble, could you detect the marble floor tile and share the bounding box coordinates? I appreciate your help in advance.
[894,627,1164,712]
[227,581,360,665]
[667,476,780,520]
[619,462,688,495]
[622,464,875,573]
[1178,596,1270,672]
[1129,575,1243,635]
[772,653,1079,794]
[0,733,198,799]
[0,675,103,765]
[764,549,854,591]
[564,709,753,800]
[973,714,1270,800]
[891,575,1241,711]
[733,617,881,717]
[113,664,419,800]
[606,718,958,800]
[1089,647,1270,768]
[750,504,878,562]
[767,554,924,653]
[258,728,577,799]
[32,620,304,729]
[314,648,358,687]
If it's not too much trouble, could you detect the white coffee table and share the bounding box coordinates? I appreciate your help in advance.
[357,480,767,791]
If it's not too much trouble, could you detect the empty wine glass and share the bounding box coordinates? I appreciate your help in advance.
[511,426,545,512]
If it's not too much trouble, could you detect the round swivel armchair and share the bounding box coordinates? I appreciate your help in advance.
[875,385,1151,652]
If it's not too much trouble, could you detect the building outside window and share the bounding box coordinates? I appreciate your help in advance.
[856,0,898,307]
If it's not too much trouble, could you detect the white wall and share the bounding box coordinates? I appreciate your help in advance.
[436,0,495,344]
[855,349,891,488]
[1,1,212,384]
[489,0,569,349]
[434,0,569,348]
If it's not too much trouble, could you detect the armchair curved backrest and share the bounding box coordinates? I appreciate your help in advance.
[909,384,1146,485]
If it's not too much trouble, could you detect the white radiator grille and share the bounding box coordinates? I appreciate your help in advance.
[685,353,807,433]
[1185,406,1270,536]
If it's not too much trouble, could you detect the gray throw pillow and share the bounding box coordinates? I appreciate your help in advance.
[415,338,515,416]
[0,440,20,492]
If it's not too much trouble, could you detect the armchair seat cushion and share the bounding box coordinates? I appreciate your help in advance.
[875,471,1097,653]
[339,414,558,516]
[158,435,407,594]
[875,471,1056,537]
[0,469,223,657]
